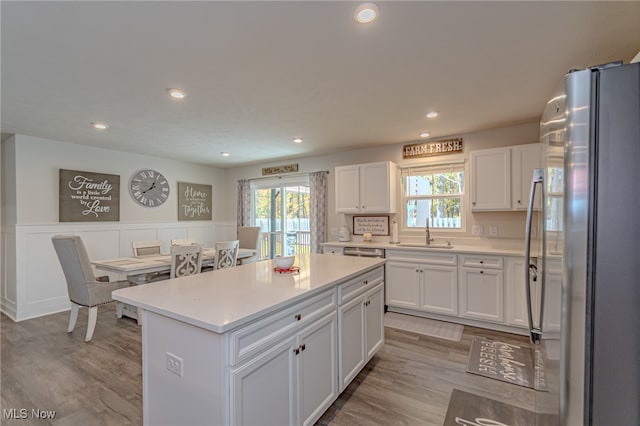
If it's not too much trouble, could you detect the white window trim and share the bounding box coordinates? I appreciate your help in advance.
[400,161,466,234]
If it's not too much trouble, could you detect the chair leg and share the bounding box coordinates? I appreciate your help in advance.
[116,302,123,318]
[67,303,79,333]
[85,306,98,342]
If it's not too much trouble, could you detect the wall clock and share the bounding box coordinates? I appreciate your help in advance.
[129,169,170,207]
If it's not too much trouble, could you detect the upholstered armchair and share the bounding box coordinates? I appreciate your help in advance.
[52,235,131,342]
[237,226,261,264]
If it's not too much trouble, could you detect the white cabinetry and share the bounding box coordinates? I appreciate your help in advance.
[512,143,542,210]
[470,144,541,211]
[338,267,384,392]
[230,290,338,426]
[459,255,504,323]
[470,147,511,210]
[385,250,458,316]
[504,256,528,328]
[335,161,396,214]
[322,245,344,255]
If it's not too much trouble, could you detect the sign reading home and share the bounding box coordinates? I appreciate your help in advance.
[262,163,299,176]
[402,138,463,159]
[178,182,212,221]
[59,169,120,222]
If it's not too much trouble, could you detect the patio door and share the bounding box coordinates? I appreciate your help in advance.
[251,177,310,259]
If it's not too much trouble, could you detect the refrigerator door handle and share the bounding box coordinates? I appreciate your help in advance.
[525,169,545,343]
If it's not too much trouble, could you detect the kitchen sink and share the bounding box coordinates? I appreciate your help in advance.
[397,243,454,249]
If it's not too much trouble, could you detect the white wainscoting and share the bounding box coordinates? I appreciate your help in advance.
[2,221,235,321]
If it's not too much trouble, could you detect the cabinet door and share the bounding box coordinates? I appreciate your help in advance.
[338,295,365,392]
[512,143,541,210]
[365,283,385,360]
[385,261,420,309]
[230,336,297,426]
[420,265,458,315]
[470,147,511,210]
[460,268,504,322]
[504,257,528,328]
[360,162,395,213]
[298,313,338,426]
[543,262,562,334]
[335,165,361,213]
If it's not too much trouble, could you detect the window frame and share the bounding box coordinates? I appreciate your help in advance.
[400,161,466,233]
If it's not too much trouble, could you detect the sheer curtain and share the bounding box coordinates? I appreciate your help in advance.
[309,171,328,254]
[237,179,251,232]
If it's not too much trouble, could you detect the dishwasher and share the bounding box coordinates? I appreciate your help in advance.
[343,246,385,258]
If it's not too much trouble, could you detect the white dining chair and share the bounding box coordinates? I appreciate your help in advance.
[132,240,163,256]
[132,240,169,281]
[214,240,239,270]
[171,238,197,246]
[169,244,203,278]
[237,226,261,265]
[52,235,131,342]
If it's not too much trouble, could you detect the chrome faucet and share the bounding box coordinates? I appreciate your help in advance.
[425,218,434,245]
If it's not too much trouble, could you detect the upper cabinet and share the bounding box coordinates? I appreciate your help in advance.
[335,161,397,214]
[470,144,541,211]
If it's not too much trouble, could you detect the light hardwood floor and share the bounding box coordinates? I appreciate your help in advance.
[1,305,536,425]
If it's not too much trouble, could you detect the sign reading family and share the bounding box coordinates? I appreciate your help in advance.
[262,163,299,176]
[402,138,463,159]
[178,182,212,221]
[59,169,120,222]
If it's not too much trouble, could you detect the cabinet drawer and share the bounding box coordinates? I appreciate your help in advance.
[386,250,457,266]
[338,266,384,304]
[460,255,503,269]
[323,246,344,255]
[229,289,336,366]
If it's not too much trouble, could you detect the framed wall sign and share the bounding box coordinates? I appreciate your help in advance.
[353,215,390,235]
[402,138,463,159]
[59,169,120,222]
[178,182,212,221]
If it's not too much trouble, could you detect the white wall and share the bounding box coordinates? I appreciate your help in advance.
[225,121,540,243]
[2,134,233,321]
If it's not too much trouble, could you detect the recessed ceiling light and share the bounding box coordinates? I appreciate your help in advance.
[91,122,108,130]
[167,88,186,99]
[221,152,230,157]
[420,132,431,138]
[354,3,379,24]
[426,111,439,119]
[293,137,303,144]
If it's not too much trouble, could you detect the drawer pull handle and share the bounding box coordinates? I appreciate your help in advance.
[294,313,302,321]
[479,260,484,264]
[293,347,300,355]
[480,270,484,274]
[364,279,368,285]
[300,343,306,351]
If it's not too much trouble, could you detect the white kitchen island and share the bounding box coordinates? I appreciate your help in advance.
[112,253,385,426]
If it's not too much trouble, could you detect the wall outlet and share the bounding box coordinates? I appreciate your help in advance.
[166,352,183,377]
[489,225,498,237]
[472,225,483,236]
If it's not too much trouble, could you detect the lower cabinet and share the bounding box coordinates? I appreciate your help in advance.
[231,311,338,426]
[504,256,528,328]
[338,282,384,392]
[459,267,504,323]
[229,266,385,426]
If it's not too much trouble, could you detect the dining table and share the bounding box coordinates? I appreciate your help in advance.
[92,247,256,324]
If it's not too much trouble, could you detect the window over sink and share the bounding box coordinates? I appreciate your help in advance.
[401,162,465,231]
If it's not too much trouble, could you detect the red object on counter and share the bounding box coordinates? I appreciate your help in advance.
[273,266,300,274]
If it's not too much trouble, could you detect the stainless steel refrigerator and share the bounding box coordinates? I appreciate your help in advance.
[525,61,640,425]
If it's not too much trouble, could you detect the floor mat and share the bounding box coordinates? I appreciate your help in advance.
[383,312,463,342]
[466,336,547,390]
[444,389,556,426]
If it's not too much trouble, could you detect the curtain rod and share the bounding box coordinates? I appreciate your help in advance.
[245,170,329,182]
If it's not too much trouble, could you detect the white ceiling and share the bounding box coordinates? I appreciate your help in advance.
[2,1,640,168]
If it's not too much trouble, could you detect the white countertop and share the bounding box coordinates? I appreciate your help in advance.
[321,240,528,257]
[112,253,385,334]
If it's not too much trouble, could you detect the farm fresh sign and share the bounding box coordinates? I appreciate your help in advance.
[59,169,120,222]
[402,138,463,159]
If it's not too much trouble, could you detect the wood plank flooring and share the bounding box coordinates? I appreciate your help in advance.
[1,305,536,425]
